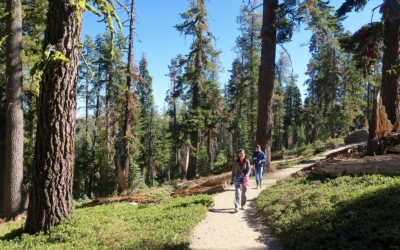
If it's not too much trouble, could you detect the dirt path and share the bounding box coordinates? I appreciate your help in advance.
[189,144,362,250]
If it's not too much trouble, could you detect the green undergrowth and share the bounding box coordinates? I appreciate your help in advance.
[272,156,314,170]
[271,138,344,161]
[256,174,400,250]
[0,195,213,250]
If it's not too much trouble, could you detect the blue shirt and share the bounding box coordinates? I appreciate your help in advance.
[252,151,266,167]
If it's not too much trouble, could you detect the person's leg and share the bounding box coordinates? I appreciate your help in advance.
[259,167,264,188]
[234,184,241,211]
[254,167,260,187]
[241,184,248,209]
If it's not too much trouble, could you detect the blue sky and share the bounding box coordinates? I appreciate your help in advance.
[81,0,382,111]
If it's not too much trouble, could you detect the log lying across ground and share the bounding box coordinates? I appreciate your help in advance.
[171,177,228,198]
[82,194,156,207]
[311,154,400,177]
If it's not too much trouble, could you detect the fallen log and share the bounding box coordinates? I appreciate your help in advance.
[387,145,400,153]
[82,194,155,207]
[311,154,400,177]
[0,211,27,225]
[171,177,227,198]
[171,184,225,198]
[326,144,367,160]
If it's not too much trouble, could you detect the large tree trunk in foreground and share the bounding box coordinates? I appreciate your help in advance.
[25,0,81,234]
[256,0,277,172]
[381,0,400,124]
[4,0,24,219]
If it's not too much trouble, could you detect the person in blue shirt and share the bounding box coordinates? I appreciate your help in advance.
[252,145,266,189]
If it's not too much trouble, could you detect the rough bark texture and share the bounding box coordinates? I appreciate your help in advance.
[0,92,6,212]
[367,93,393,155]
[120,0,135,194]
[381,0,400,124]
[311,154,400,177]
[256,0,277,172]
[25,0,81,234]
[4,0,24,218]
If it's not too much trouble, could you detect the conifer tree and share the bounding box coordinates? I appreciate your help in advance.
[137,54,155,184]
[175,0,221,179]
[120,0,136,194]
[337,0,400,123]
[26,0,121,233]
[4,0,24,218]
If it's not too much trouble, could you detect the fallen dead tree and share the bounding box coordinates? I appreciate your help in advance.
[325,144,367,160]
[171,177,227,198]
[311,154,400,177]
[82,194,156,207]
[0,211,27,226]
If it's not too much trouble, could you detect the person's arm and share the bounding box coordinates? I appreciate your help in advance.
[260,152,266,164]
[231,162,236,183]
[244,160,251,179]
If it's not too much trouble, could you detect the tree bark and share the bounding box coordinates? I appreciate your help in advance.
[0,92,6,212]
[311,154,400,177]
[367,93,393,155]
[25,0,81,234]
[120,0,135,193]
[207,128,213,170]
[381,0,400,124]
[256,0,277,172]
[4,0,24,218]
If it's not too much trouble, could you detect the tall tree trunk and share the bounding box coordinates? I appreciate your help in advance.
[381,0,400,124]
[249,14,257,148]
[25,0,81,234]
[207,128,213,170]
[148,108,154,186]
[187,28,202,179]
[121,0,135,193]
[0,92,6,212]
[256,0,277,172]
[173,76,177,181]
[4,0,24,218]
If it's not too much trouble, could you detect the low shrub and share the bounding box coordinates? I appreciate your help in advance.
[256,175,400,249]
[0,195,214,250]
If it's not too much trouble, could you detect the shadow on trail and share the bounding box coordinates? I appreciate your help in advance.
[243,197,284,250]
[209,208,236,214]
[300,159,316,164]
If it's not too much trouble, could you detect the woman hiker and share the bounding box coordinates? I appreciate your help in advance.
[230,149,250,213]
[252,144,266,189]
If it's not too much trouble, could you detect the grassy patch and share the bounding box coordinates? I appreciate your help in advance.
[0,195,213,250]
[256,174,400,249]
[272,156,314,170]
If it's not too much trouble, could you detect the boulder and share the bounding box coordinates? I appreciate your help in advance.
[344,130,368,145]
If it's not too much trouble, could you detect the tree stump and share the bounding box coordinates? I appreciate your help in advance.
[367,93,393,155]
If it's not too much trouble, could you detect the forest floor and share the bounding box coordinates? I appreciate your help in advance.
[189,144,364,250]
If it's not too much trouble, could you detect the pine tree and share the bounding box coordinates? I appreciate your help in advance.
[26,1,121,233]
[120,0,136,194]
[4,0,24,218]
[136,54,155,185]
[337,0,400,123]
[175,0,221,179]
